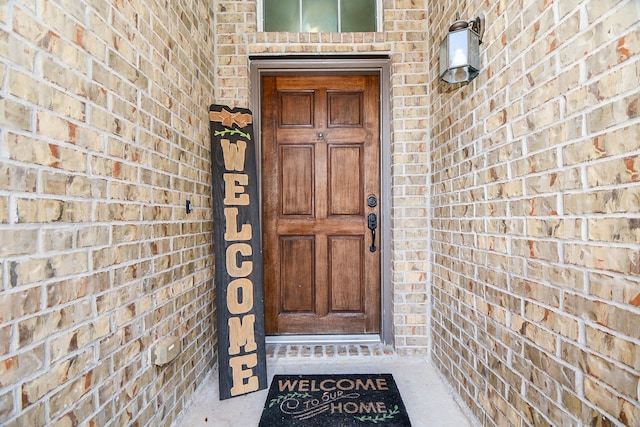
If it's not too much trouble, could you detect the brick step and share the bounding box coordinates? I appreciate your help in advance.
[266,344,396,360]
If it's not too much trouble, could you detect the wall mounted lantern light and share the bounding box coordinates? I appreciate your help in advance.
[439,13,485,84]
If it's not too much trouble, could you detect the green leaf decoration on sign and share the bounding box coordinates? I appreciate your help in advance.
[268,392,312,408]
[214,127,251,140]
[354,404,400,423]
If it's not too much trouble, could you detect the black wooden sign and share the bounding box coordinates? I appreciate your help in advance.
[209,104,267,400]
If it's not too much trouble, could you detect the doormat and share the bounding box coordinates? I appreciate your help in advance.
[258,374,411,426]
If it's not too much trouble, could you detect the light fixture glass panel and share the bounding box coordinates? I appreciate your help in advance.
[466,30,480,70]
[341,0,376,32]
[448,30,469,68]
[264,0,300,32]
[302,0,338,32]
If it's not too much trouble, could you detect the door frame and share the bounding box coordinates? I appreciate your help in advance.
[249,55,393,346]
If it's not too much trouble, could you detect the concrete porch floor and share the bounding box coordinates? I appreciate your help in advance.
[174,346,475,427]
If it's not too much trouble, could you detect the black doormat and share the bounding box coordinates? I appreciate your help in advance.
[258,374,411,426]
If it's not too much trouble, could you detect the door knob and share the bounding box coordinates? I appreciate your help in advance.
[367,213,377,253]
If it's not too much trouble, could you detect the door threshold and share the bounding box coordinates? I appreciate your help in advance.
[266,334,382,346]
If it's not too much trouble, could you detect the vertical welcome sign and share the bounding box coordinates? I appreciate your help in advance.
[209,104,267,400]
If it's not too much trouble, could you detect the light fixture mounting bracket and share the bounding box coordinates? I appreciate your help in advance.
[471,13,485,44]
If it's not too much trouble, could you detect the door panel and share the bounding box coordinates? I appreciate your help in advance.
[329,236,363,312]
[279,91,314,127]
[328,92,363,126]
[280,146,314,216]
[280,237,314,312]
[262,74,380,335]
[329,145,363,215]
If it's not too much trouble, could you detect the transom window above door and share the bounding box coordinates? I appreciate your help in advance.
[262,0,379,32]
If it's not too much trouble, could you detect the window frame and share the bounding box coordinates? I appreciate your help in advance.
[257,0,383,33]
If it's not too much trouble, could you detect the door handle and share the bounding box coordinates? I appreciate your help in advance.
[367,213,377,253]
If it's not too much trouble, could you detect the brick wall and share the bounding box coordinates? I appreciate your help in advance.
[0,1,216,426]
[429,0,640,425]
[214,0,431,356]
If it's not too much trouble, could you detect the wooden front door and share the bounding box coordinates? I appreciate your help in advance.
[261,74,380,335]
